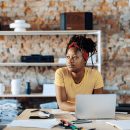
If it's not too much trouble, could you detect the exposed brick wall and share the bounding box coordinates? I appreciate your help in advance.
[0,0,130,103]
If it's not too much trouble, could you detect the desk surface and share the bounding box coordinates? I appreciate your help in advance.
[3,109,130,130]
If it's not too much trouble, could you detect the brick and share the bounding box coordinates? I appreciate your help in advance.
[116,1,128,7]
[0,36,5,41]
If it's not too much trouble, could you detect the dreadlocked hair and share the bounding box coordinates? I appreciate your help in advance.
[66,35,97,68]
[66,35,96,55]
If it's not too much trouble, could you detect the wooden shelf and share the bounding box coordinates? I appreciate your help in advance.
[0,93,55,97]
[0,30,101,35]
[0,62,65,67]
[0,62,99,67]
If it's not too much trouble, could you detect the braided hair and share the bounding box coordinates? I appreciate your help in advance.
[66,35,97,67]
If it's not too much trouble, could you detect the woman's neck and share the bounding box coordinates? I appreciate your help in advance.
[71,68,85,84]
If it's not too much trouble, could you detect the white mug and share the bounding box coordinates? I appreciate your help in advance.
[11,79,21,95]
[0,83,5,95]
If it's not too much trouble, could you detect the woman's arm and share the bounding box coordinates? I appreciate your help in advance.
[55,85,75,112]
[93,70,104,94]
[93,87,103,94]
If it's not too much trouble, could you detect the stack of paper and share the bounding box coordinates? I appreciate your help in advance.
[106,120,130,130]
[51,109,75,115]
[9,119,60,129]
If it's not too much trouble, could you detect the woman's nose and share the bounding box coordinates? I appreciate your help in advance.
[68,57,74,63]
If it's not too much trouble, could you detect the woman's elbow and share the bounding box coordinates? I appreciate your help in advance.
[57,101,66,111]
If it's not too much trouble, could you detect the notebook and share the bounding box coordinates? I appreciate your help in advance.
[75,94,116,120]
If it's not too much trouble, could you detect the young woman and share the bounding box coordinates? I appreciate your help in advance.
[55,35,104,112]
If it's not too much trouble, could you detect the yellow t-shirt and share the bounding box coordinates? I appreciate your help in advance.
[55,67,104,103]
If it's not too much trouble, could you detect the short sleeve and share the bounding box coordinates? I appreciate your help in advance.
[54,68,65,87]
[94,70,104,89]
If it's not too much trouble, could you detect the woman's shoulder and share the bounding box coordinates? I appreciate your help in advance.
[56,67,68,74]
[85,67,101,75]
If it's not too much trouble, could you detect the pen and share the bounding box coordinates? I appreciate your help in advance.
[41,110,50,114]
[72,120,92,124]
[31,109,50,114]
[31,109,39,112]
[106,122,118,129]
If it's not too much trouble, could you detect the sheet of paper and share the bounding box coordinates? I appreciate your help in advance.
[106,120,130,130]
[51,109,75,115]
[8,119,60,129]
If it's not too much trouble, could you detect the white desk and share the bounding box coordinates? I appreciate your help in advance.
[3,109,130,130]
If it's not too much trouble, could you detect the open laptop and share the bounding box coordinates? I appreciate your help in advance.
[75,94,116,120]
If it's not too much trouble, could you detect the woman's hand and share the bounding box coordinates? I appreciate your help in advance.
[93,87,103,94]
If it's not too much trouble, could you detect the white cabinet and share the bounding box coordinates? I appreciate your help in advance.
[0,30,102,97]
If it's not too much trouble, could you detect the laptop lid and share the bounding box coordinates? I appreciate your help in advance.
[75,94,116,120]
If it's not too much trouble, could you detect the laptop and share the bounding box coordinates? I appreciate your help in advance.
[75,94,116,120]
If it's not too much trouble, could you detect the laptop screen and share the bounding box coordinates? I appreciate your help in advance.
[75,94,116,120]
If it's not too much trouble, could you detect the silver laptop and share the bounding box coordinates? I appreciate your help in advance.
[76,94,116,120]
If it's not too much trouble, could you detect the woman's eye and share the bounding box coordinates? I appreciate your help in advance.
[66,56,70,59]
[73,56,78,60]
[66,56,79,60]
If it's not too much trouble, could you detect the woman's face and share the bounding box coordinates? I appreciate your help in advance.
[66,47,86,73]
